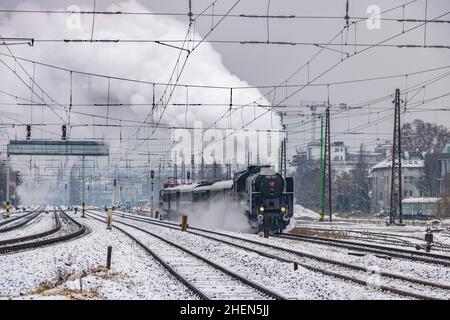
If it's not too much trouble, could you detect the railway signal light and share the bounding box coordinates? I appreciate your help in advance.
[26,125,31,140]
[150,170,155,179]
[113,179,117,187]
[187,170,191,180]
[62,124,67,141]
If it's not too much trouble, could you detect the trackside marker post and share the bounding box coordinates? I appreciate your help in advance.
[5,201,11,218]
[181,215,188,231]
[106,246,112,269]
[106,208,113,230]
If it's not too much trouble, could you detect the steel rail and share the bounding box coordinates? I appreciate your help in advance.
[276,233,450,266]
[0,211,61,246]
[0,210,44,233]
[0,209,86,254]
[108,211,449,300]
[87,211,286,300]
[85,212,208,300]
[0,207,42,227]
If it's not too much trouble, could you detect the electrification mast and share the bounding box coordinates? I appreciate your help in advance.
[390,89,403,224]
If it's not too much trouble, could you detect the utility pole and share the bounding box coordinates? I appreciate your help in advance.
[191,154,195,182]
[158,161,161,191]
[279,138,287,177]
[81,155,85,206]
[319,115,325,222]
[200,156,204,180]
[324,106,332,222]
[150,169,155,216]
[181,159,185,184]
[390,88,403,224]
[6,154,10,205]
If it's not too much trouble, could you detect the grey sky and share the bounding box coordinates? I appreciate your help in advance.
[1,0,450,166]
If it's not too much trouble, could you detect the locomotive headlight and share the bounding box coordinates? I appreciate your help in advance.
[259,206,265,212]
[280,206,287,214]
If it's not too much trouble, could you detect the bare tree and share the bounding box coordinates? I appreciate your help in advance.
[294,158,321,211]
[402,119,450,154]
[334,144,370,214]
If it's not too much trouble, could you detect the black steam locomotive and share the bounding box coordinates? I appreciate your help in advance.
[160,165,294,234]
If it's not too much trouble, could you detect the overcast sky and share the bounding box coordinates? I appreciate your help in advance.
[1,0,449,187]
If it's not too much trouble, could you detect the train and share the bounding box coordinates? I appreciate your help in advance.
[160,165,294,234]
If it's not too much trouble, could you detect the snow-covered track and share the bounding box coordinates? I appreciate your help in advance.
[0,211,61,247]
[86,211,286,300]
[109,212,449,300]
[0,207,43,232]
[289,226,450,253]
[276,233,450,266]
[0,209,86,255]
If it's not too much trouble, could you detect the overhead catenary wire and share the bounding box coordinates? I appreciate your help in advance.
[217,10,450,146]
[0,52,448,90]
[1,8,449,24]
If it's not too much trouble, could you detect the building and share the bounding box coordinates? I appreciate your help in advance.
[305,141,347,163]
[424,142,450,196]
[370,151,425,212]
[402,197,441,218]
[298,141,384,173]
[374,141,393,158]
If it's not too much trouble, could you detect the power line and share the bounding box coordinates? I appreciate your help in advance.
[1,52,448,90]
[218,10,450,145]
[1,8,448,23]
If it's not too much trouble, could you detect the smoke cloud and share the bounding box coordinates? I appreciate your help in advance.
[1,0,281,203]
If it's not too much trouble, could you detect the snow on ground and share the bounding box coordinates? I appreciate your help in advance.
[293,204,320,219]
[0,212,55,242]
[104,211,405,300]
[0,211,196,300]
[298,221,450,249]
[121,212,450,289]
[214,228,450,287]
[2,206,448,300]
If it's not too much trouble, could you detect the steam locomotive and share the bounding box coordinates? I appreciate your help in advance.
[160,165,294,234]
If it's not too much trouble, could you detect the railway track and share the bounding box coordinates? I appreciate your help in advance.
[275,233,450,266]
[105,211,450,300]
[289,226,450,253]
[0,208,86,255]
[86,211,286,300]
[0,207,43,232]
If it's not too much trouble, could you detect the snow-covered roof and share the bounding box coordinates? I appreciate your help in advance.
[402,197,441,203]
[165,183,199,192]
[209,180,233,190]
[194,180,233,192]
[372,158,424,170]
[443,142,450,154]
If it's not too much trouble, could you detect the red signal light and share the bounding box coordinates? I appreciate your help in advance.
[268,180,276,188]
